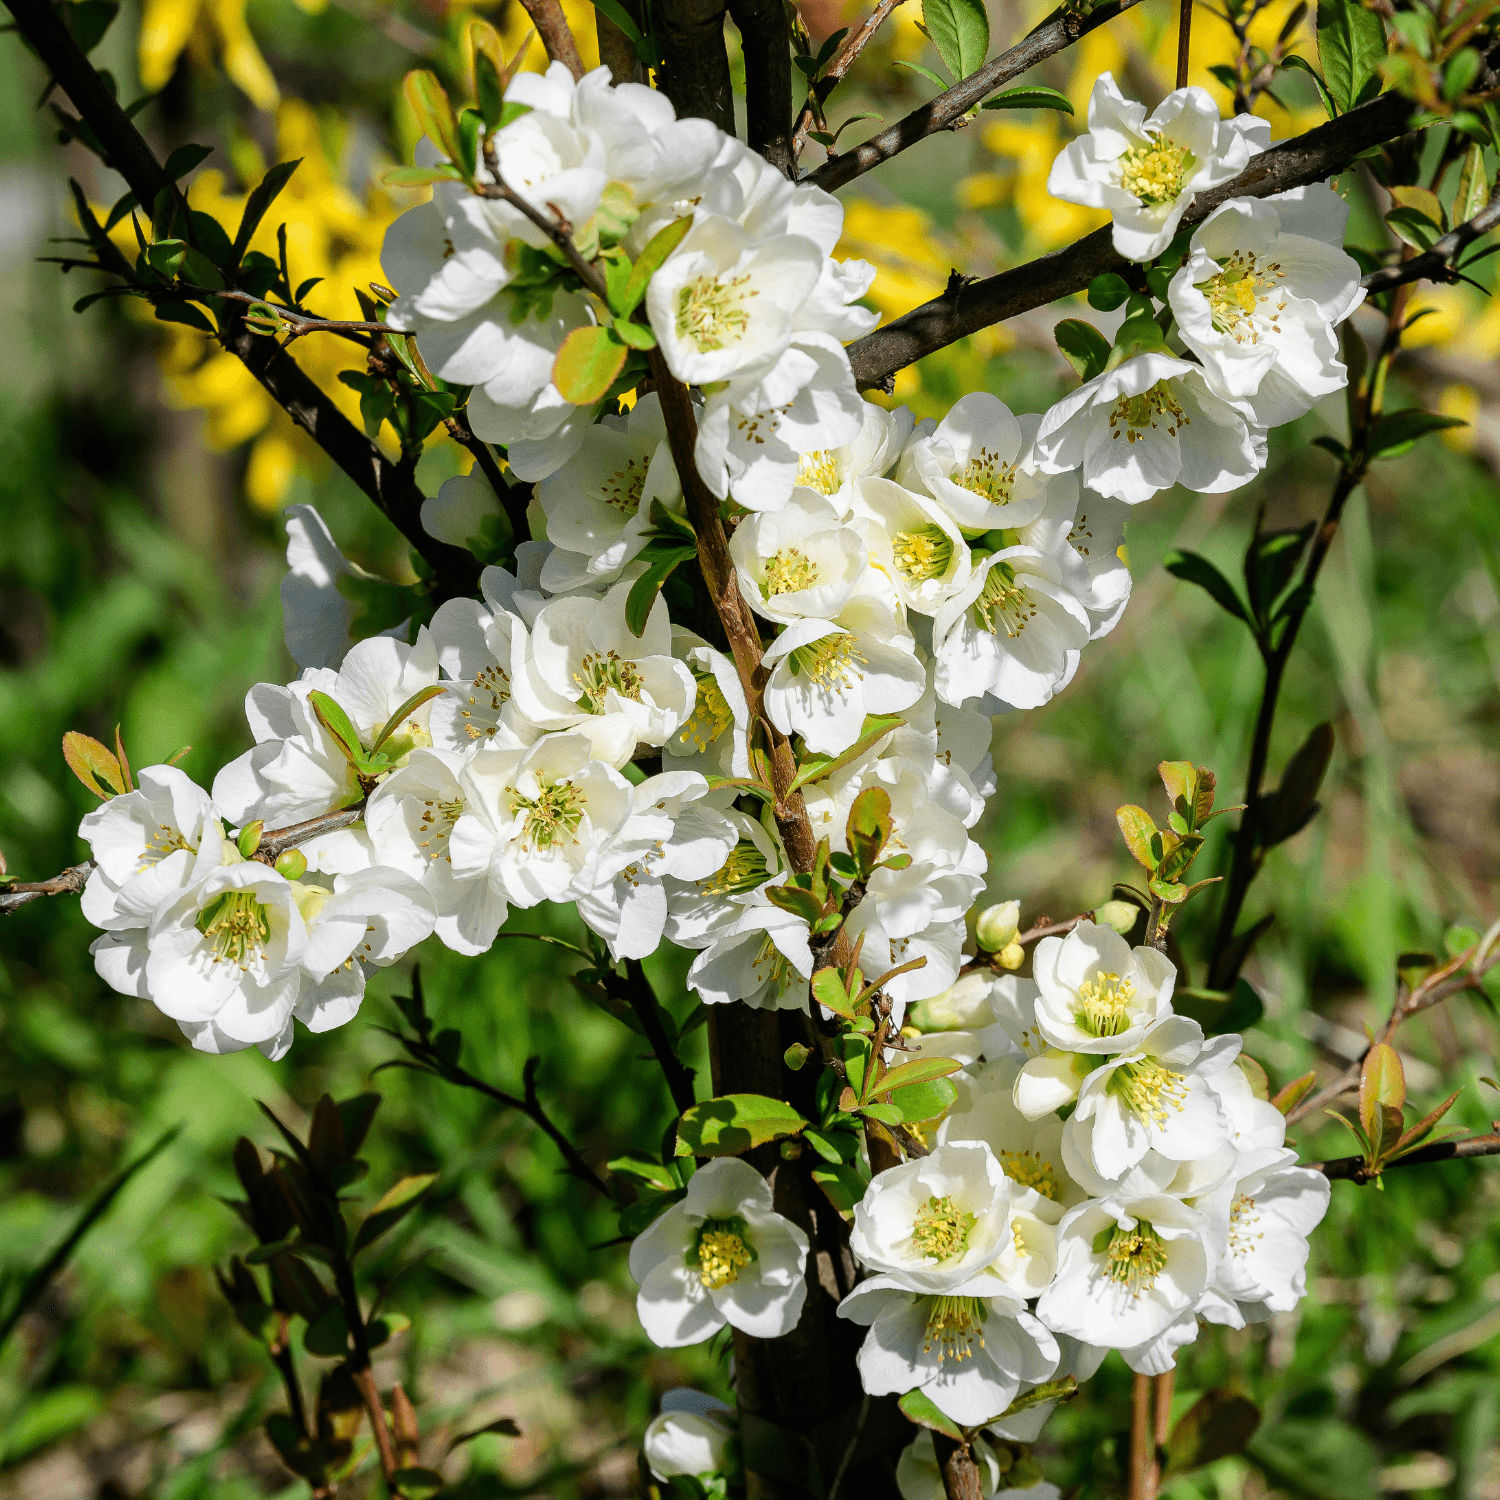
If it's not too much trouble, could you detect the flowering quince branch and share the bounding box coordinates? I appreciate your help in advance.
[1361,177,1500,292]
[18,0,1500,1493]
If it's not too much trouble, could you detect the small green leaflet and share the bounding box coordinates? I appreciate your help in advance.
[981,86,1073,114]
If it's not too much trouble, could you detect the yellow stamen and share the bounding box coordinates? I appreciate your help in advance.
[922,1296,986,1362]
[910,1194,975,1262]
[763,546,820,596]
[1117,137,1195,205]
[1076,971,1138,1038]
[676,273,755,353]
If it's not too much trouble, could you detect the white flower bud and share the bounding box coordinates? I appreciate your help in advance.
[643,1411,734,1480]
[975,900,1020,952]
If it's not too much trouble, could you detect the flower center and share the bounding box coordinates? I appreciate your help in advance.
[704,837,770,896]
[456,664,510,744]
[575,650,644,711]
[1107,381,1190,444]
[1076,971,1138,1037]
[749,932,797,994]
[417,796,464,862]
[764,546,820,596]
[951,447,1018,505]
[910,1194,976,1262]
[892,524,953,584]
[600,457,648,514]
[1118,136,1194,205]
[142,822,193,871]
[1201,252,1287,343]
[1069,512,1095,558]
[512,781,585,850]
[922,1296,986,1362]
[1101,1220,1168,1295]
[695,1220,754,1289]
[970,561,1037,638]
[1000,1148,1060,1201]
[677,668,734,753]
[795,448,840,493]
[1108,1057,1190,1126]
[1229,1193,1262,1256]
[196,889,272,969]
[676,272,755,353]
[787,633,866,692]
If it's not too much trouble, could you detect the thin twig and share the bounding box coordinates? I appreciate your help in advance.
[1312,1131,1500,1181]
[447,408,532,545]
[177,284,388,345]
[790,0,909,162]
[613,959,698,1115]
[0,861,94,915]
[1362,180,1500,293]
[1175,0,1193,89]
[1128,1372,1152,1500]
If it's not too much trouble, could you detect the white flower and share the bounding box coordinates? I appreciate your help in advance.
[898,394,1055,532]
[931,546,1092,711]
[646,216,826,387]
[447,733,635,908]
[509,581,697,766]
[1064,1020,1235,1181]
[1198,1146,1329,1315]
[574,772,737,961]
[663,634,751,779]
[853,477,973,616]
[792,401,914,512]
[1168,185,1365,427]
[665,809,781,949]
[365,747,510,955]
[844,905,969,1011]
[1036,1195,1212,1350]
[535,391,683,590]
[643,1409,735,1481]
[78,765,219,932]
[426,595,530,755]
[762,598,926,754]
[1031,352,1267,505]
[1046,74,1269,261]
[839,1274,1059,1426]
[730,489,868,624]
[421,471,505,552]
[629,1157,808,1346]
[849,1141,1015,1295]
[213,631,442,828]
[281,506,358,672]
[685,880,813,1010]
[1031,921,1177,1054]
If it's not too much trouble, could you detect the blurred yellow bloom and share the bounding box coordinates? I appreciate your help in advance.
[139,0,321,111]
[1437,383,1479,450]
[838,199,950,319]
[1403,285,1465,348]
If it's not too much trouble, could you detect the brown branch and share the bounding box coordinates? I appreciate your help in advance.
[934,1433,985,1500]
[1175,0,1193,89]
[595,0,646,84]
[1362,179,1500,293]
[0,861,94,915]
[1287,930,1500,1126]
[1311,1131,1500,1181]
[3,0,481,601]
[656,0,736,133]
[447,410,532,545]
[729,0,794,173]
[790,0,909,162]
[845,88,1414,391]
[1128,1372,1153,1500]
[516,0,585,78]
[806,0,1147,193]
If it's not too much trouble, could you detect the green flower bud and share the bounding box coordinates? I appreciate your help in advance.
[975,899,1021,952]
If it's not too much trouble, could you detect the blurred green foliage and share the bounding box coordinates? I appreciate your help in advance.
[3,0,1500,1495]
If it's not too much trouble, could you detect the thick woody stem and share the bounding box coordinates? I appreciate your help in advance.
[517,0,586,77]
[1175,0,1193,89]
[729,0,795,173]
[657,0,737,133]
[933,1434,985,1500]
[1128,1372,1153,1500]
[595,0,646,83]
[844,89,1414,390]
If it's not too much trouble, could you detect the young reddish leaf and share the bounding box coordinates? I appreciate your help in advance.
[62,731,126,799]
[1270,1069,1317,1115]
[1116,804,1157,868]
[847,786,893,874]
[1392,1088,1463,1156]
[1157,760,1195,813]
[112,724,134,792]
[1359,1042,1406,1139]
[552,325,628,405]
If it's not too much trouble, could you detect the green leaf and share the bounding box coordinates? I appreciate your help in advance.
[606,1152,680,1192]
[1087,272,1132,311]
[899,1387,965,1441]
[552,324,628,405]
[390,1467,446,1499]
[1359,1043,1405,1139]
[1115,805,1157,868]
[65,0,120,53]
[1261,721,1334,847]
[847,785,893,875]
[1316,0,1386,113]
[382,163,465,187]
[1164,1391,1261,1475]
[790,714,906,791]
[366,1311,411,1348]
[1054,318,1111,382]
[888,1076,958,1123]
[403,69,462,163]
[1454,142,1490,225]
[303,1301,350,1357]
[876,1054,964,1096]
[352,1172,438,1254]
[231,159,301,266]
[617,215,694,317]
[585,0,653,65]
[1173,977,1264,1035]
[811,1162,869,1216]
[981,85,1073,113]
[894,59,951,88]
[163,142,213,182]
[612,316,657,349]
[674,1095,807,1157]
[625,541,698,637]
[619,1188,685,1236]
[1281,53,1336,119]
[1367,408,1467,459]
[1163,549,1254,628]
[811,967,857,1019]
[370,684,447,753]
[860,1102,903,1125]
[921,0,988,82]
[62,730,126,799]
[307,690,365,762]
[1385,205,1441,251]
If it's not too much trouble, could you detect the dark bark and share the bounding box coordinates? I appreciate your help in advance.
[657,0,737,132]
[729,0,794,174]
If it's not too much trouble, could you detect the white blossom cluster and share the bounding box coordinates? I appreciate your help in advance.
[70,60,1350,1455]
